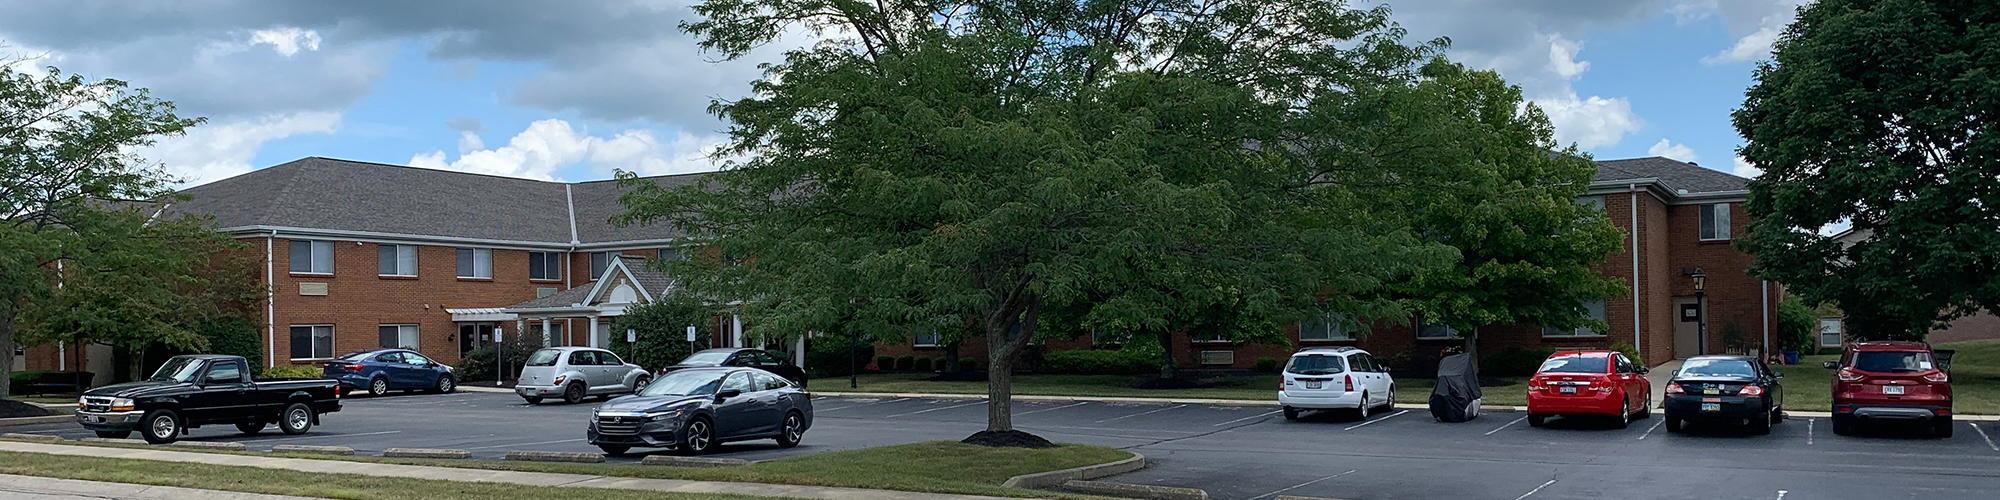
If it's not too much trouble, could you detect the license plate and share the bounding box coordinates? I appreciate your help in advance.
[1884,385,1905,395]
[1702,403,1721,412]
[1559,386,1577,394]
[1703,389,1720,395]
[86,416,101,423]
[1304,381,1322,389]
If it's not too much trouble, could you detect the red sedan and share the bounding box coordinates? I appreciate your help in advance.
[1526,350,1652,428]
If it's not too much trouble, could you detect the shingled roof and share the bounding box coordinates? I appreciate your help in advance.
[1592,156,1750,195]
[507,255,674,310]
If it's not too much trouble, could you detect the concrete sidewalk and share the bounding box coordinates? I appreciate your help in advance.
[0,442,1024,500]
[0,474,330,500]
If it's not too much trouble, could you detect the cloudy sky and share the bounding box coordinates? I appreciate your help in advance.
[0,0,1808,186]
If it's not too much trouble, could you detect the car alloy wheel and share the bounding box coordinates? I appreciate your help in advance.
[437,376,455,394]
[1615,400,1630,429]
[683,419,713,454]
[633,377,651,392]
[370,378,390,396]
[143,411,179,444]
[778,413,804,448]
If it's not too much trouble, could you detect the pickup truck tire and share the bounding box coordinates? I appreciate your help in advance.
[368,378,391,396]
[279,403,314,435]
[94,430,131,439]
[236,422,266,435]
[562,383,587,404]
[141,410,181,444]
[433,375,456,394]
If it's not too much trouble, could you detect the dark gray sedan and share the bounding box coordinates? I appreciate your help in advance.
[587,367,813,455]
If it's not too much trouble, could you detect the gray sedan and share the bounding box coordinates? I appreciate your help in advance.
[587,367,813,455]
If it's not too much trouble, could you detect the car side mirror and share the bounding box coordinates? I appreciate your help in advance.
[1637,367,1649,374]
[1775,373,1784,379]
[1382,367,1392,373]
[716,389,742,400]
[1822,361,1839,370]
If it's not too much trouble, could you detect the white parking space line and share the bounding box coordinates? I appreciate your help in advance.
[1637,419,1665,440]
[1097,404,1185,424]
[1343,409,1409,431]
[1806,418,1814,445]
[817,397,908,412]
[1017,402,1089,417]
[1776,490,1788,500]
[1486,416,1527,436]
[1213,410,1283,427]
[1972,422,1999,452]
[1514,479,1557,500]
[465,438,582,450]
[885,401,985,418]
[1246,469,1357,500]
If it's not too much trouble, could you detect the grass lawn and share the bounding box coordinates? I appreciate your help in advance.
[20,440,1128,499]
[0,451,775,500]
[810,373,1531,407]
[1774,339,2000,415]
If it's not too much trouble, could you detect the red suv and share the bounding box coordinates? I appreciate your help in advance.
[1825,342,1953,437]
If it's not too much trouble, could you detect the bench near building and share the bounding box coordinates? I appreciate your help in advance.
[15,155,1777,380]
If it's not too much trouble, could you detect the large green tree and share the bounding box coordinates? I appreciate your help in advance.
[1390,64,1628,365]
[0,64,202,398]
[1735,0,2000,340]
[626,0,1515,444]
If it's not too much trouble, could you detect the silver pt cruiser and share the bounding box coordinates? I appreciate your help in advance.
[515,347,652,404]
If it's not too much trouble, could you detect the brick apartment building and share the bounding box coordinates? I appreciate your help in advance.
[14,155,1778,382]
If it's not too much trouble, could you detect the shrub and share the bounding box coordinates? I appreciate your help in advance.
[960,357,979,371]
[1609,342,1645,368]
[1040,349,1156,375]
[261,364,324,380]
[805,338,874,378]
[912,356,934,372]
[876,356,896,371]
[199,318,265,376]
[1253,357,1279,373]
[895,355,916,371]
[9,371,94,395]
[1482,347,1557,378]
[1778,295,1820,352]
[608,299,718,372]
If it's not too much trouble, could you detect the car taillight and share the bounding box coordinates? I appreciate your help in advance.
[1344,375,1354,392]
[1665,383,1684,395]
[553,375,567,386]
[1739,385,1765,396]
[1281,377,1291,390]
[344,364,365,371]
[1837,368,1864,382]
[1923,371,1949,383]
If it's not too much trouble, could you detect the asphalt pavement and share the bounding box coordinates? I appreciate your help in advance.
[11,390,2000,500]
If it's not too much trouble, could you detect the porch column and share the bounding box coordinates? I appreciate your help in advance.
[731,315,745,348]
[541,318,553,347]
[794,336,806,368]
[588,315,601,348]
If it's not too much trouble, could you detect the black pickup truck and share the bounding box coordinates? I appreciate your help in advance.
[76,354,341,444]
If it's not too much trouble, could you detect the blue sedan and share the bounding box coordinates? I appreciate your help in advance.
[322,349,456,396]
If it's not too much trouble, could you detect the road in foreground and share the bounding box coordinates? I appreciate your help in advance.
[12,391,2000,500]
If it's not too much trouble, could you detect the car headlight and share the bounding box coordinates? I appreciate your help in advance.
[645,408,686,422]
[110,398,135,411]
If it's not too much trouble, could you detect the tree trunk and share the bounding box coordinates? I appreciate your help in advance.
[981,293,1044,433]
[1156,330,1177,380]
[127,344,147,383]
[943,344,961,373]
[1464,326,1480,371]
[0,314,14,400]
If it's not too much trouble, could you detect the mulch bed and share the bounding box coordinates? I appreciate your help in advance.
[961,430,1057,448]
[0,400,55,418]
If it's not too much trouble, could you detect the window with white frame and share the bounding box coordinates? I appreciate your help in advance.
[289,240,333,274]
[589,251,614,280]
[377,244,417,276]
[1699,203,1732,240]
[659,247,683,261]
[913,328,941,347]
[1819,318,1843,347]
[1192,330,1230,343]
[1543,299,1608,337]
[1417,318,1461,339]
[289,325,334,360]
[528,251,562,281]
[1300,311,1357,341]
[456,248,492,278]
[1577,195,1606,211]
[379,324,418,349]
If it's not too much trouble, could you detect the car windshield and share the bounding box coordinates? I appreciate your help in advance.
[1678,359,1758,378]
[1853,351,1934,373]
[638,370,725,397]
[1285,355,1345,375]
[524,349,562,367]
[148,357,206,383]
[679,351,731,366]
[337,351,375,361]
[1537,355,1609,374]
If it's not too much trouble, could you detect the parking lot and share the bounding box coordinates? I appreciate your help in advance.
[14,390,2000,500]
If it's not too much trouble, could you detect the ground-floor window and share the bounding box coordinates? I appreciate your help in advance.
[1300,311,1357,341]
[289,325,334,360]
[1417,317,1461,339]
[458,323,496,359]
[1543,299,1608,337]
[1819,318,1843,347]
[913,328,941,347]
[379,324,419,350]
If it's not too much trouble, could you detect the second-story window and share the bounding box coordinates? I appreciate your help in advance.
[590,251,613,280]
[288,240,333,274]
[456,248,492,279]
[528,251,562,281]
[378,244,417,276]
[1699,203,1731,241]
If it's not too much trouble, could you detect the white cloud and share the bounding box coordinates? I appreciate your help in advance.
[248,27,322,57]
[456,131,484,155]
[1682,0,1811,65]
[138,111,343,185]
[1647,138,1699,162]
[1545,33,1590,80]
[1701,22,1784,65]
[1732,154,1761,178]
[1535,91,1641,150]
[409,119,729,181]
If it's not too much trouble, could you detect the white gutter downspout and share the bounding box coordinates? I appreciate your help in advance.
[267,231,277,368]
[1630,184,1642,357]
[1762,280,1771,358]
[55,260,63,371]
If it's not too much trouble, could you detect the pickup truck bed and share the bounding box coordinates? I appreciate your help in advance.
[77,354,340,444]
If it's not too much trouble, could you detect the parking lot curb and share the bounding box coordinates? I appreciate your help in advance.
[0,432,63,443]
[0,415,73,427]
[383,447,471,459]
[640,455,752,467]
[455,386,514,394]
[506,450,605,463]
[1061,480,1208,500]
[271,444,355,456]
[1275,496,1346,500]
[1000,452,1146,489]
[171,441,248,451]
[78,437,146,445]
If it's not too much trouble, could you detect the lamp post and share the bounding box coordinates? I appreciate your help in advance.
[1692,270,1708,355]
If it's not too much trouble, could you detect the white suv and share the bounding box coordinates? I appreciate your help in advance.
[1279,347,1395,420]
